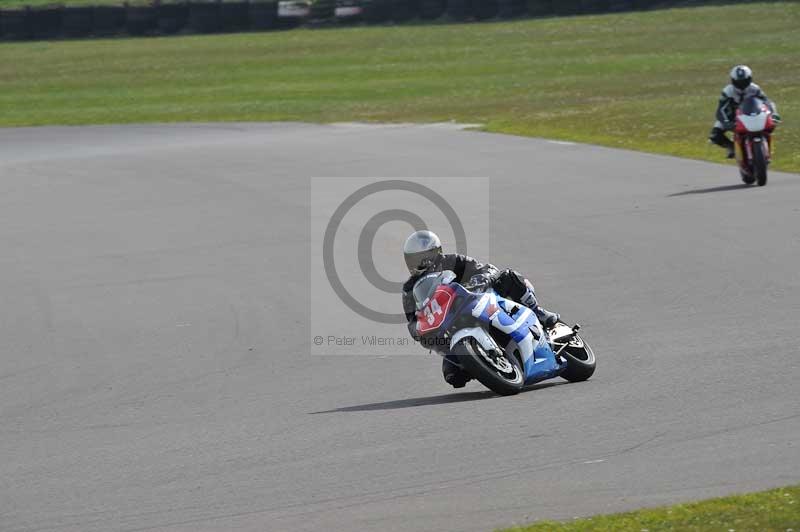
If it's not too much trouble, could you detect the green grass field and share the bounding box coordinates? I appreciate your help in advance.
[1,3,798,172]
[500,484,800,532]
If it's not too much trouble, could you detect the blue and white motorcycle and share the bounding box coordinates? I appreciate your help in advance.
[413,270,596,395]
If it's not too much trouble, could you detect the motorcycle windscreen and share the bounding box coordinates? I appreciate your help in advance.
[412,270,456,310]
[739,97,765,116]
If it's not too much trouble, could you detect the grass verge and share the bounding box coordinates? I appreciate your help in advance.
[1,3,798,172]
[500,484,800,532]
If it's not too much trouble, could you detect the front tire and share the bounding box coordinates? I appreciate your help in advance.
[559,336,596,382]
[451,338,524,396]
[753,140,768,186]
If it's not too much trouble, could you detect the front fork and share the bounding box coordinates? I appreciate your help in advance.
[551,324,581,355]
[735,134,771,169]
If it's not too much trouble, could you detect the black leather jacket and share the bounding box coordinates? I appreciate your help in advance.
[401,253,498,341]
[716,83,773,125]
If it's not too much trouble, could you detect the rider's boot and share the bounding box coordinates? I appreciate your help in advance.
[709,127,735,159]
[494,270,561,328]
[535,306,561,329]
[442,355,471,388]
[519,285,560,329]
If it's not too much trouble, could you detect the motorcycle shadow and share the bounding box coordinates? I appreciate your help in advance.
[667,183,752,197]
[309,381,568,413]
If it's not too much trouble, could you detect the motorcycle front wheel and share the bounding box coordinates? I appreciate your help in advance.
[452,338,524,396]
[753,140,768,186]
[558,335,596,382]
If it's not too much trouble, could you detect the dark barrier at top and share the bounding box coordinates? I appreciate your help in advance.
[0,0,780,42]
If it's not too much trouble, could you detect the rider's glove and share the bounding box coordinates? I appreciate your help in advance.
[773,113,782,123]
[722,120,735,131]
[466,273,493,291]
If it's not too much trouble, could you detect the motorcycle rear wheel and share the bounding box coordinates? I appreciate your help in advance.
[451,338,524,396]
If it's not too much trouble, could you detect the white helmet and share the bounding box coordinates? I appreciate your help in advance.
[730,65,753,91]
[403,230,442,275]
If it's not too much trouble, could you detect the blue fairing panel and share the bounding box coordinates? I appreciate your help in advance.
[523,339,564,385]
[463,287,565,385]
[493,293,565,384]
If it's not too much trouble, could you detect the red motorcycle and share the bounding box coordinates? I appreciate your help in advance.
[734,96,778,186]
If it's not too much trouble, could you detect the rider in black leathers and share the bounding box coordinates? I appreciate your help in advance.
[709,65,779,158]
[401,230,560,388]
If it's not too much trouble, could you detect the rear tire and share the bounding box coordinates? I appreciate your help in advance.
[559,337,596,382]
[452,338,524,396]
[754,141,768,186]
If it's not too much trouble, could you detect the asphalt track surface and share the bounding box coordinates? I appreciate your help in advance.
[1,123,798,532]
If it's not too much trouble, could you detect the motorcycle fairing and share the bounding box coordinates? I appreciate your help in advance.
[469,290,564,384]
[416,284,457,335]
[734,96,775,172]
[738,112,768,132]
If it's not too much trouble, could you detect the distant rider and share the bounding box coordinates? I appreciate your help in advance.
[708,65,780,158]
[401,230,560,388]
